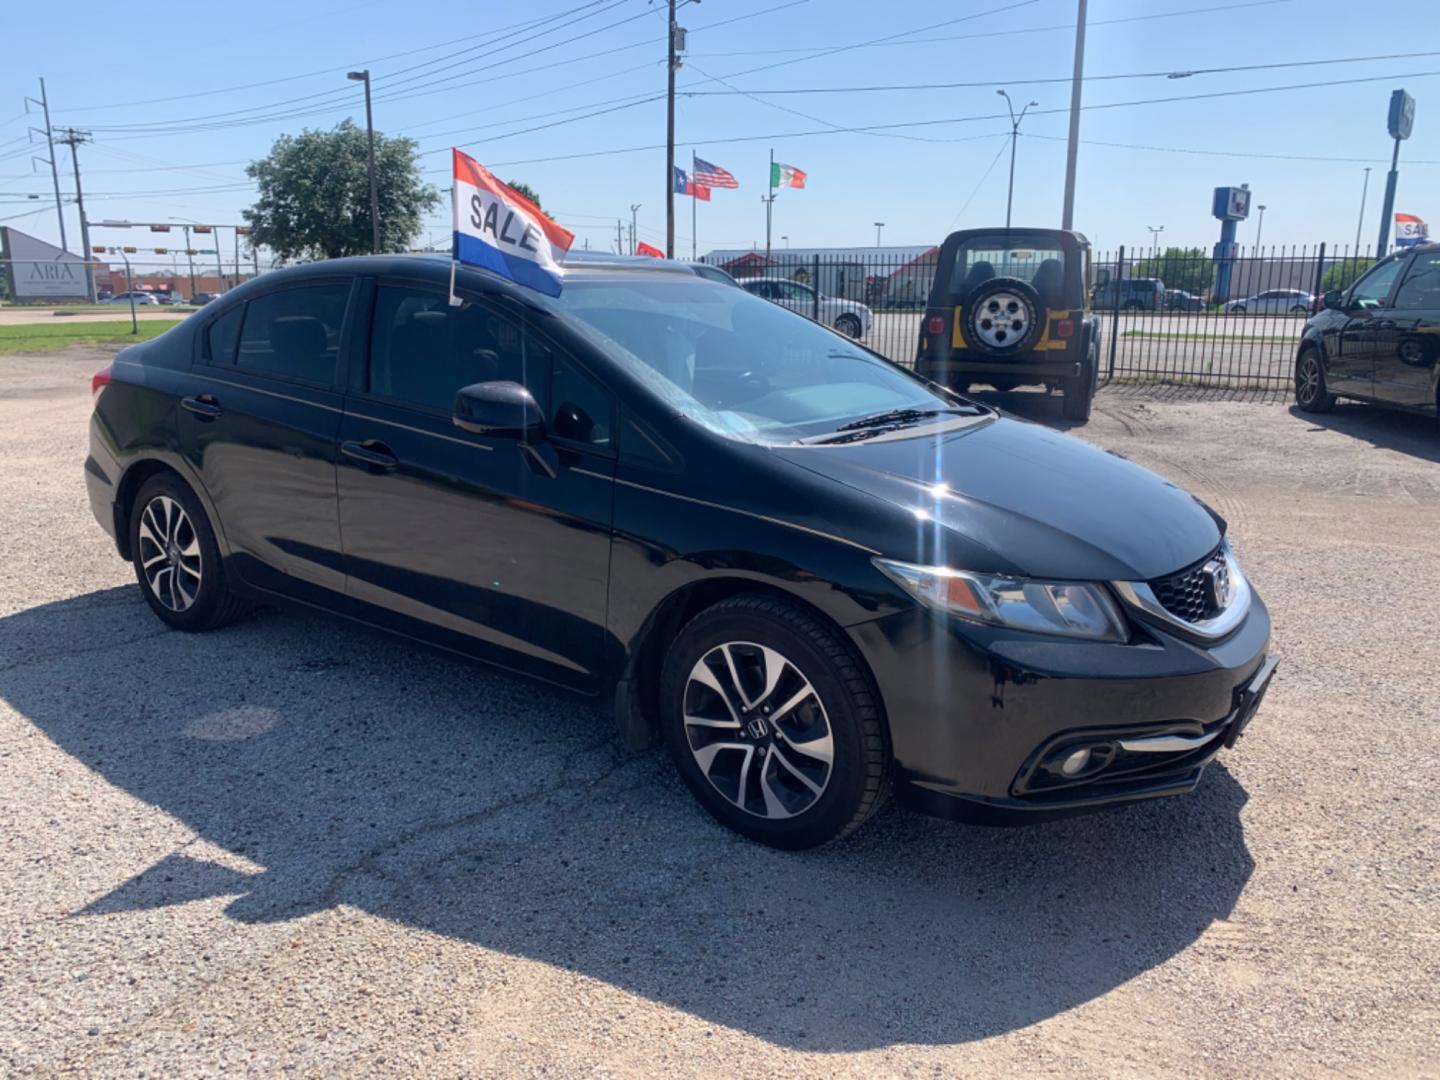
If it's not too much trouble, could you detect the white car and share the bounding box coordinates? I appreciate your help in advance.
[1224,288,1315,315]
[104,292,160,306]
[739,276,873,338]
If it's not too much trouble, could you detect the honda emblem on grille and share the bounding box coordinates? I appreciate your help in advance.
[1202,557,1233,611]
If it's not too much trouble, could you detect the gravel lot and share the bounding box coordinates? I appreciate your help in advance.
[1,346,1436,1077]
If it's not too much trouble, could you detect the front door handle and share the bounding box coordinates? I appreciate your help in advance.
[341,439,399,471]
[181,394,222,419]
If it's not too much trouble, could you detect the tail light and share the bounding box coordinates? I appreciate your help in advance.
[926,316,945,335]
[92,364,112,397]
[1055,319,1075,338]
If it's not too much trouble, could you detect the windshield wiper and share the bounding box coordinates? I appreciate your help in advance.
[834,407,956,432]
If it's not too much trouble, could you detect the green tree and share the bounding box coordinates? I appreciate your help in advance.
[1132,247,1211,295]
[243,120,440,262]
[505,180,552,219]
[1321,257,1373,293]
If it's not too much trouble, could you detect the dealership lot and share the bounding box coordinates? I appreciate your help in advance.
[1,347,1436,1076]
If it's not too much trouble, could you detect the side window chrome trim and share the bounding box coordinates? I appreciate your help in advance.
[343,409,495,451]
[187,369,344,412]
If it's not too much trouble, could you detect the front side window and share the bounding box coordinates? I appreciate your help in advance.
[1394,252,1440,310]
[550,276,973,444]
[368,284,550,413]
[206,305,243,365]
[776,281,813,303]
[1349,259,1405,309]
[236,283,350,384]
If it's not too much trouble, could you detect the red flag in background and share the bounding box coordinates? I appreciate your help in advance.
[636,241,664,258]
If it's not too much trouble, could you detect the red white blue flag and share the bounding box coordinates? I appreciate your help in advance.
[1395,213,1430,248]
[452,148,573,296]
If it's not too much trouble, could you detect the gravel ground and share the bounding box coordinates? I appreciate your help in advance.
[1,346,1437,1078]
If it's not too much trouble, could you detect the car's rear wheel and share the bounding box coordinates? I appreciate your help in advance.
[130,472,248,631]
[834,313,862,338]
[1289,304,1309,314]
[1294,348,1336,413]
[660,595,888,849]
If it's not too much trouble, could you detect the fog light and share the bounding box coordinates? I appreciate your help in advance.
[1060,747,1092,777]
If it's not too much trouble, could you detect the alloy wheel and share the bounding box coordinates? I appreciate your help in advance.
[682,641,834,819]
[973,292,1031,349]
[1297,354,1321,407]
[136,494,202,612]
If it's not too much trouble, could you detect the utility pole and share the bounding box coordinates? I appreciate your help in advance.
[1060,0,1087,230]
[1353,167,1371,255]
[348,70,381,254]
[25,78,67,253]
[997,90,1038,230]
[616,218,624,254]
[629,204,641,255]
[182,226,197,299]
[1254,204,1267,251]
[56,128,95,301]
[763,148,776,261]
[874,222,885,247]
[664,0,682,259]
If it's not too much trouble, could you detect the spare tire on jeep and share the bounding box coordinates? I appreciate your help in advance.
[963,277,1045,357]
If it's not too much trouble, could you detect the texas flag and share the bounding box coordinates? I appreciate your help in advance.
[452,148,574,296]
[672,166,711,201]
[1395,213,1430,248]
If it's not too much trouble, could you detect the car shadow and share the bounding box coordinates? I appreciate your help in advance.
[2,587,1254,1051]
[1288,401,1440,462]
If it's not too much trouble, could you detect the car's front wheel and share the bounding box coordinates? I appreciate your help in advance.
[834,313,862,338]
[1294,348,1336,413]
[660,595,888,848]
[130,472,249,631]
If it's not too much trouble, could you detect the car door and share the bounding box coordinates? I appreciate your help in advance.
[775,280,815,319]
[1328,257,1408,396]
[1372,249,1440,407]
[178,279,354,605]
[336,278,616,691]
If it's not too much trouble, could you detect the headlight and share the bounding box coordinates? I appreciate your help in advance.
[873,558,1128,642]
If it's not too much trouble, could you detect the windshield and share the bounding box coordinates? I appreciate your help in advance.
[549,276,965,443]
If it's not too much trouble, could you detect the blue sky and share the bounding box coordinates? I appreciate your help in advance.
[2,0,1437,267]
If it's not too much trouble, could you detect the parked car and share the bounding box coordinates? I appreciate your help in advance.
[1294,243,1440,419]
[1224,289,1315,315]
[1164,288,1205,312]
[915,227,1101,421]
[1092,277,1165,311]
[190,292,221,306]
[103,292,159,306]
[738,275,873,338]
[87,254,1275,849]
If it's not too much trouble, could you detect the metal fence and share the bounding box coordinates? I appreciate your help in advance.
[701,243,1386,400]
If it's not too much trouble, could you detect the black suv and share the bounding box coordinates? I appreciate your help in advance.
[915,228,1101,421]
[1295,243,1440,419]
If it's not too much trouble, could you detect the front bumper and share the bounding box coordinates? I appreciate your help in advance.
[847,591,1273,823]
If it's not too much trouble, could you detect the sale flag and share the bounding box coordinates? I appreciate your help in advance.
[452,148,574,296]
[1395,213,1430,248]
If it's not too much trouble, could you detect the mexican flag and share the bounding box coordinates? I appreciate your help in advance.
[771,162,806,189]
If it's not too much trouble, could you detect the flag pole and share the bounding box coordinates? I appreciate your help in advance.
[765,148,774,263]
[448,178,462,306]
[692,149,698,261]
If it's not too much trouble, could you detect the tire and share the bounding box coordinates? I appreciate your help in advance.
[963,277,1045,357]
[1289,305,1309,314]
[1294,347,1336,413]
[129,472,249,631]
[834,313,863,338]
[1229,305,1246,316]
[660,594,889,849]
[1062,343,1098,422]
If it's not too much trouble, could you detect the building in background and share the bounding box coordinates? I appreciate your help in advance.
[702,245,938,308]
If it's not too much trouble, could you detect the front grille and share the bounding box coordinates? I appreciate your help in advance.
[1149,550,1227,624]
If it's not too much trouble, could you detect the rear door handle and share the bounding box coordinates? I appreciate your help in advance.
[341,439,399,471]
[181,394,222,419]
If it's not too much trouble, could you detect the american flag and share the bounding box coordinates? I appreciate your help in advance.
[693,157,738,189]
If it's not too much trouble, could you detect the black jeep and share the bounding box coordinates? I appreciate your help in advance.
[915,228,1101,421]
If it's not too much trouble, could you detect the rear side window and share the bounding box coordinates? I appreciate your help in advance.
[367,284,551,413]
[236,283,350,385]
[206,305,243,365]
[1394,252,1440,310]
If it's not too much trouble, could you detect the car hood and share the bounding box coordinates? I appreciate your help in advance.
[770,414,1221,581]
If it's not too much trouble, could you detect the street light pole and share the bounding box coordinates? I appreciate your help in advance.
[1254,205,1267,251]
[997,90,1038,230]
[348,70,381,254]
[874,222,885,247]
[1060,0,1088,230]
[1146,225,1164,255]
[629,204,641,255]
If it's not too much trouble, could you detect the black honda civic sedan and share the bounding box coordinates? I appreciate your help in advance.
[86,254,1274,848]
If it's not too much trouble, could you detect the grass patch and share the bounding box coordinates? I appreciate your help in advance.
[0,320,182,354]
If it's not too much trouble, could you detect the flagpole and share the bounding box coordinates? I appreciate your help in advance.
[765,148,774,262]
[692,150,698,261]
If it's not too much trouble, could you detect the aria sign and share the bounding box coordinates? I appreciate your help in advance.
[0,226,90,299]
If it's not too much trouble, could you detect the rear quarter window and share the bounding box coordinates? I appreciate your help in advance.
[205,305,244,365]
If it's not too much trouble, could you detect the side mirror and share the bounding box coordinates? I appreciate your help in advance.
[1323,290,1345,311]
[453,380,546,442]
